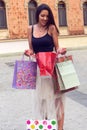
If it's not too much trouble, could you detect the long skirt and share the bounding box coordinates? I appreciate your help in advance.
[32,67,65,121]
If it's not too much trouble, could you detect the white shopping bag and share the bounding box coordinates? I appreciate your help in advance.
[56,60,80,91]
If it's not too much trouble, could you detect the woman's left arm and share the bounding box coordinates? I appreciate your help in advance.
[51,25,59,52]
[51,25,66,54]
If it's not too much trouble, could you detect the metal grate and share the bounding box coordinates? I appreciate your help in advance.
[5,62,15,67]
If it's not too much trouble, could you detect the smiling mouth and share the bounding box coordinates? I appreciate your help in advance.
[42,21,48,24]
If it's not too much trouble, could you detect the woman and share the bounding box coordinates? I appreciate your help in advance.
[25,3,65,130]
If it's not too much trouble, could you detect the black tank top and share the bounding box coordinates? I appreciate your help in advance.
[32,27,54,54]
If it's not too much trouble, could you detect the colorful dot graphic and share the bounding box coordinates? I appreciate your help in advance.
[27,120,31,124]
[51,120,56,125]
[47,125,52,129]
[26,119,57,129]
[39,124,43,129]
[34,120,39,125]
[30,124,35,129]
[43,120,47,125]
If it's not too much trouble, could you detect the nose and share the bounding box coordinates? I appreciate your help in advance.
[44,16,48,20]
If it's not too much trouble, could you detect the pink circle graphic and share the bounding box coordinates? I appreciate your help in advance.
[47,125,52,129]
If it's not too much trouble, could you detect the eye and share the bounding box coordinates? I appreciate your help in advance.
[41,14,49,19]
[41,14,45,17]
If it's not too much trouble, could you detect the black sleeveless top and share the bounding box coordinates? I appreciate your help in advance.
[32,27,54,54]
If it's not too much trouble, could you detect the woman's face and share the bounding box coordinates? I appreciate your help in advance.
[38,10,49,26]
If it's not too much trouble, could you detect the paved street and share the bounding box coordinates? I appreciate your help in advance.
[0,49,87,130]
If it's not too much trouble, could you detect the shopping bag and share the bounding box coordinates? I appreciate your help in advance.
[36,52,56,77]
[26,119,57,130]
[56,55,73,62]
[12,55,37,89]
[55,56,80,91]
[53,55,73,93]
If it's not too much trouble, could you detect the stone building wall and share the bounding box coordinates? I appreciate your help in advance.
[67,0,84,35]
[0,0,86,39]
[7,0,28,39]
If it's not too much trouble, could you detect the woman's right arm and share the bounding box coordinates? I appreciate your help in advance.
[28,26,33,50]
[25,26,34,56]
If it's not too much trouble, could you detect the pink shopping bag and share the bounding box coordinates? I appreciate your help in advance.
[12,55,37,89]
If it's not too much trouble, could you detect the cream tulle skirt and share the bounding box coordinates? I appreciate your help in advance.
[31,66,65,121]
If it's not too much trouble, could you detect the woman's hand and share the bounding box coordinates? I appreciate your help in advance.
[57,48,67,55]
[24,49,34,56]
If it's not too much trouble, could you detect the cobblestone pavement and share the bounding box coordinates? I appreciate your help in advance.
[0,49,87,130]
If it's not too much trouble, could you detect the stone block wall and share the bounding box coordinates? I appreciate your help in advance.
[67,0,84,35]
[0,0,86,39]
[7,0,28,39]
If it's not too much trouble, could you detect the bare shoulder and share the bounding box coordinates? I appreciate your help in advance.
[28,25,32,29]
[28,24,37,33]
[48,24,58,36]
[28,25,32,33]
[49,24,56,31]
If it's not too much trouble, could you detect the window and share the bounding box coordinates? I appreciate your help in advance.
[58,1,67,26]
[28,0,37,25]
[83,2,87,26]
[0,0,7,29]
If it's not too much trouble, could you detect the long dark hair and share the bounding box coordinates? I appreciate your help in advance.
[35,3,59,33]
